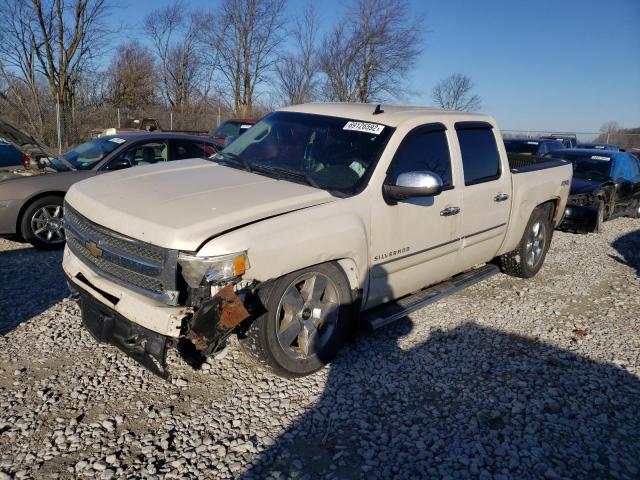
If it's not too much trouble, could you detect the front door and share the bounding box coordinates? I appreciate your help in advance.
[367,124,462,309]
[454,122,512,270]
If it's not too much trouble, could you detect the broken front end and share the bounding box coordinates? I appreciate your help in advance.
[559,193,601,232]
[63,204,256,378]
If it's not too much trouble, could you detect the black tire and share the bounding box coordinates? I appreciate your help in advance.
[499,206,552,279]
[239,263,352,377]
[20,195,66,250]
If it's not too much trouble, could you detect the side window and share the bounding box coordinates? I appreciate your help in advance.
[173,140,215,160]
[111,141,168,168]
[387,125,453,188]
[455,123,501,186]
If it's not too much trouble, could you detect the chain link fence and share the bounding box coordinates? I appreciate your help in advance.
[0,101,234,154]
[2,98,639,154]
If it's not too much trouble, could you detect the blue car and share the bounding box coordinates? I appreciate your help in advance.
[0,138,26,169]
[503,138,565,156]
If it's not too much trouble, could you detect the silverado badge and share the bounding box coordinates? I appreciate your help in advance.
[85,241,103,258]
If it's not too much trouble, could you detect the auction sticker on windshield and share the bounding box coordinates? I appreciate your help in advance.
[343,121,385,135]
[109,138,126,144]
[591,155,610,161]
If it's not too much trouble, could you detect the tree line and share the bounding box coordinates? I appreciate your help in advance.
[0,0,482,145]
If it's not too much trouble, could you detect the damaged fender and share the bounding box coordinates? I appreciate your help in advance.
[185,284,251,354]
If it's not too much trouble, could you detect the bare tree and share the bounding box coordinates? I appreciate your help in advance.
[107,41,157,110]
[432,73,481,112]
[274,2,319,105]
[319,0,423,103]
[144,2,203,110]
[0,0,111,143]
[595,121,622,144]
[208,0,287,116]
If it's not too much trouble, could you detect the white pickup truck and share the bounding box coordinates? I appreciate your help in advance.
[62,103,572,377]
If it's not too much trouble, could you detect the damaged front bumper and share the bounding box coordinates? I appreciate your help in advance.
[71,280,170,377]
[559,204,599,232]
[69,278,251,378]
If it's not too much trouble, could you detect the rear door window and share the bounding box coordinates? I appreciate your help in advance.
[387,124,453,188]
[455,122,501,185]
[173,140,216,160]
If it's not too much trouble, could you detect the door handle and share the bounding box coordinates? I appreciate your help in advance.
[440,206,460,216]
[494,193,510,202]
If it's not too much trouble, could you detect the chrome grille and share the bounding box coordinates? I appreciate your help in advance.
[64,203,179,304]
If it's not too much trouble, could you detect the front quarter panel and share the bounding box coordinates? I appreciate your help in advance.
[197,196,370,292]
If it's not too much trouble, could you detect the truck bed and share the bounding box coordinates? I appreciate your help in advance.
[508,153,568,173]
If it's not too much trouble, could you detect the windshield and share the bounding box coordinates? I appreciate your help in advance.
[211,121,246,138]
[213,111,393,194]
[553,153,612,182]
[63,137,124,170]
[504,140,540,155]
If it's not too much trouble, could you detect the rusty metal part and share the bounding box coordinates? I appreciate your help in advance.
[185,284,250,353]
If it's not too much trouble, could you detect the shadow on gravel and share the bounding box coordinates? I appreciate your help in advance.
[242,321,640,479]
[610,229,640,277]
[0,246,67,334]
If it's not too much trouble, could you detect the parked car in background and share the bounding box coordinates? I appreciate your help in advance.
[549,149,640,232]
[62,103,572,378]
[209,119,257,145]
[0,122,220,249]
[504,138,565,156]
[542,133,577,148]
[0,138,29,171]
[577,143,623,151]
[100,118,209,138]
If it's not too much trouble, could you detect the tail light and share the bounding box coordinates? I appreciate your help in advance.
[21,153,31,169]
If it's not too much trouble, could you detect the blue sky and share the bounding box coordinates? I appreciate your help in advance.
[110,0,640,133]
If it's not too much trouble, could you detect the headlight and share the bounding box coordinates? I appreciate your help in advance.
[178,251,249,288]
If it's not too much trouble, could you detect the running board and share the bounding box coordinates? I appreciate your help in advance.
[363,264,500,331]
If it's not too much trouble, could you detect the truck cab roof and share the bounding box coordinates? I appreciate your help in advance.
[279,103,493,128]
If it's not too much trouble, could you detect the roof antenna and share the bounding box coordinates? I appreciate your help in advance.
[373,104,384,115]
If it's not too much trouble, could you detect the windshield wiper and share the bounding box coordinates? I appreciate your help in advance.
[252,164,320,189]
[213,152,252,172]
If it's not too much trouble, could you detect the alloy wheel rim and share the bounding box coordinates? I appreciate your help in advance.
[31,205,65,244]
[275,272,339,360]
[525,220,546,268]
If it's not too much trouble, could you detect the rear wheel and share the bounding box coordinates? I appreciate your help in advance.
[499,206,552,278]
[20,196,65,250]
[240,263,352,377]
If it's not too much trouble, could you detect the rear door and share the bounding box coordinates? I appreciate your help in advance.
[454,122,512,271]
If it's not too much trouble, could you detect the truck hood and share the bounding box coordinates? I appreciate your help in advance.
[570,177,607,195]
[65,159,338,251]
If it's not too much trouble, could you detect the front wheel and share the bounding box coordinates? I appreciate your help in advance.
[499,206,552,279]
[20,196,66,250]
[239,263,352,377]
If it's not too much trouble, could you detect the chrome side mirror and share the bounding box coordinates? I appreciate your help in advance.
[384,171,444,202]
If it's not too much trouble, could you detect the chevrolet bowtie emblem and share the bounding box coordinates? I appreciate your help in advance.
[85,241,103,258]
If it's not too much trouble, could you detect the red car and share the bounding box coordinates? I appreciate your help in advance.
[209,119,257,146]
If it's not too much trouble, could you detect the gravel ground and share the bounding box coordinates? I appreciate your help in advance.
[0,218,639,479]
